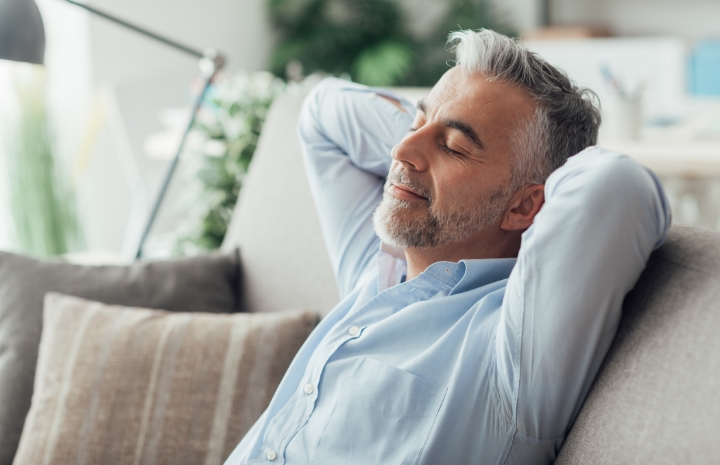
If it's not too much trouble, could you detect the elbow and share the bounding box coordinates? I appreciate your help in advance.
[593,157,671,247]
[297,77,346,140]
[547,149,672,249]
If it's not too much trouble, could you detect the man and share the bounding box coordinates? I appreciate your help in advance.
[225,29,671,465]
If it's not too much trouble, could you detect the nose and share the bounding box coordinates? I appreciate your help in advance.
[392,128,430,172]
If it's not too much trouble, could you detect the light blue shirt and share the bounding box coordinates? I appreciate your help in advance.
[224,78,671,465]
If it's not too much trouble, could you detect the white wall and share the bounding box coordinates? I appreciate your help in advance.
[73,0,275,257]
[88,0,273,81]
[552,0,720,39]
[0,64,21,251]
[495,0,543,33]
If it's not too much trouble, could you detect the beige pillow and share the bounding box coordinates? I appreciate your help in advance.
[14,293,318,465]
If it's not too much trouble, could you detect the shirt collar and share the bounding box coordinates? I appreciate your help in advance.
[450,258,517,295]
[377,242,517,294]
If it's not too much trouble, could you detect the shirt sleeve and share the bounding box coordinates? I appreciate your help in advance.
[297,78,415,297]
[494,147,672,440]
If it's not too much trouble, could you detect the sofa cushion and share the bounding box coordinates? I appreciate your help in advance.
[556,224,720,464]
[0,251,240,465]
[13,293,318,465]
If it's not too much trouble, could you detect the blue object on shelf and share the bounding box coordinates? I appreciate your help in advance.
[690,40,720,96]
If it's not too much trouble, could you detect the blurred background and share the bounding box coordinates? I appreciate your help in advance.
[1,0,719,262]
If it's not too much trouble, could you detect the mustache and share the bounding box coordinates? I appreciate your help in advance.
[385,170,432,203]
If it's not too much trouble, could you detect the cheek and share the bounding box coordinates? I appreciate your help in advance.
[434,167,484,204]
[432,167,491,207]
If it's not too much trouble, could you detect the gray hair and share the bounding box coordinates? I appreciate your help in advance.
[448,29,601,189]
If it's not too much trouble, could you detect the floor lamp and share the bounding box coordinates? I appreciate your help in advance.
[0,0,226,259]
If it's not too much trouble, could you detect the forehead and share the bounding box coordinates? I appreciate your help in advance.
[422,67,535,132]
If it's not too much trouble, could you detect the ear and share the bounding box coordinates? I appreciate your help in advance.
[500,184,545,232]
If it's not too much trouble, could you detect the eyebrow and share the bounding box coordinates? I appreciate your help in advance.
[416,99,427,114]
[416,99,485,151]
[444,120,485,150]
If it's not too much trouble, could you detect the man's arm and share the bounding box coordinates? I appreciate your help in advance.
[495,147,671,440]
[298,78,414,296]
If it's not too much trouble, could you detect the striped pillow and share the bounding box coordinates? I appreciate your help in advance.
[14,293,318,465]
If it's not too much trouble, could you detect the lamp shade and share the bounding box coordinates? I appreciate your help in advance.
[0,0,45,64]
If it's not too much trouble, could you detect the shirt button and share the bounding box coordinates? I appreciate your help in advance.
[348,325,360,336]
[303,383,315,395]
[266,449,277,461]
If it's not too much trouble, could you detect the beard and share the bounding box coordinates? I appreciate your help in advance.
[372,169,512,249]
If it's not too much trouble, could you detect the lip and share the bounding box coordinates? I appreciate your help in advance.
[388,183,428,202]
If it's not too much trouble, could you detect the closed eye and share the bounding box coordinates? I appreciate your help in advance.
[440,142,462,156]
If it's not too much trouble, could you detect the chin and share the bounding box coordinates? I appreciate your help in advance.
[372,197,440,249]
[373,192,505,250]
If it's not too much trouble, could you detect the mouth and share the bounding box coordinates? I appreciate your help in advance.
[388,182,428,202]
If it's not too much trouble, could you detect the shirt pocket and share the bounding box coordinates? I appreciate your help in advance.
[311,357,447,465]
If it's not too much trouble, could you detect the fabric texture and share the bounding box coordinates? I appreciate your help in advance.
[555,224,720,464]
[0,250,241,465]
[224,78,671,465]
[13,293,318,465]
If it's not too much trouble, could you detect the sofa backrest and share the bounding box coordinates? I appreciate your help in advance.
[555,224,720,464]
[221,92,340,315]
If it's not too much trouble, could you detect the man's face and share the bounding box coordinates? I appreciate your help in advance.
[373,67,536,249]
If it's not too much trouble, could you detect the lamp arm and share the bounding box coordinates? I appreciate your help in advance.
[65,0,206,60]
[61,0,227,258]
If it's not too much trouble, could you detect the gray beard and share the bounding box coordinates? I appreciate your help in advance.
[372,176,511,249]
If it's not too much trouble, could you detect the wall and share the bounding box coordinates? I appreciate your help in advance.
[495,0,543,34]
[73,0,275,257]
[551,0,720,39]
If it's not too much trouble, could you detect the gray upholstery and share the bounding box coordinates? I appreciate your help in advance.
[0,251,240,465]
[221,93,340,316]
[556,225,720,464]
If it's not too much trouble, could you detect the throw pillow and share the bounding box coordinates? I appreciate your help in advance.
[13,293,318,465]
[0,250,241,465]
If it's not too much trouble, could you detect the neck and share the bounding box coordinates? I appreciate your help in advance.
[403,229,521,281]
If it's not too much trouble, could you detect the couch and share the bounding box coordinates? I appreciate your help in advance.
[4,89,720,464]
